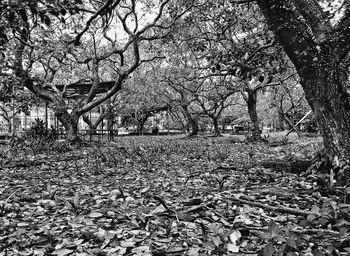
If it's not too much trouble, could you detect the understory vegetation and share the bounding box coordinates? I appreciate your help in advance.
[2,134,349,256]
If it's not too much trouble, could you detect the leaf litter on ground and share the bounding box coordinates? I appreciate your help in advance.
[0,134,349,256]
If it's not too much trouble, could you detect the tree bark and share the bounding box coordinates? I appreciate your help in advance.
[303,64,350,159]
[138,118,146,135]
[212,116,221,136]
[182,105,198,136]
[82,115,98,134]
[53,102,80,143]
[7,119,12,134]
[246,90,261,141]
[276,108,286,131]
[256,0,350,174]
[189,118,199,136]
[107,110,115,141]
[284,116,302,138]
[58,114,80,143]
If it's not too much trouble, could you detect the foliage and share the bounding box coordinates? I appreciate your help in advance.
[1,0,193,142]
[24,118,57,141]
[258,221,303,256]
[4,134,350,255]
[308,149,350,190]
[255,0,350,164]
[302,115,319,133]
[6,119,73,156]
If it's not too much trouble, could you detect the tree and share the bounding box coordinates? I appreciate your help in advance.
[161,76,203,136]
[0,0,192,142]
[0,78,33,134]
[168,0,290,140]
[195,76,238,136]
[113,65,170,135]
[253,1,350,169]
[82,102,114,133]
[270,73,310,134]
[147,40,207,136]
[240,75,279,140]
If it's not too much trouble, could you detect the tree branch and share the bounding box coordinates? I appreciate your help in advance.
[333,4,350,61]
[74,0,121,46]
[256,0,317,73]
[291,0,332,42]
[243,40,276,64]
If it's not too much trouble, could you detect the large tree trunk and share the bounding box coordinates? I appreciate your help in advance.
[182,106,198,136]
[256,0,350,182]
[3,116,12,134]
[302,64,350,159]
[137,115,149,135]
[189,118,199,136]
[258,1,350,158]
[247,91,261,141]
[106,110,115,141]
[54,103,80,143]
[59,115,80,142]
[66,120,79,142]
[212,116,221,136]
[276,108,286,131]
[82,114,98,134]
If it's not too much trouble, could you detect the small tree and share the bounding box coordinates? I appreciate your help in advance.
[195,76,238,136]
[0,78,33,134]
[270,73,310,134]
[0,0,193,142]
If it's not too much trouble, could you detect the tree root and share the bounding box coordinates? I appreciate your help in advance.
[231,196,318,217]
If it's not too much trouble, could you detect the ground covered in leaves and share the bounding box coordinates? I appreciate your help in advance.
[1,134,349,256]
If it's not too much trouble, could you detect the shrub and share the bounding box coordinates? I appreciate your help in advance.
[10,119,71,155]
[24,118,57,141]
[151,126,159,135]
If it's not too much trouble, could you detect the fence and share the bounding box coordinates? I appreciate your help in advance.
[56,129,183,142]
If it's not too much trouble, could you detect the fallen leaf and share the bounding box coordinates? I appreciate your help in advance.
[227,243,240,253]
[229,230,241,244]
[89,212,103,218]
[52,249,74,256]
[121,240,136,248]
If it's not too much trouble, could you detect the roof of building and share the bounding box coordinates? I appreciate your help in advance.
[56,81,116,98]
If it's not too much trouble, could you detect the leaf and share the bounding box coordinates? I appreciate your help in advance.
[229,230,241,244]
[267,220,281,238]
[152,204,166,214]
[212,236,221,247]
[131,246,151,255]
[52,249,74,256]
[121,240,136,248]
[287,235,298,250]
[95,228,107,239]
[17,222,29,227]
[19,9,28,22]
[73,239,84,245]
[140,186,150,194]
[44,16,51,26]
[311,205,320,214]
[233,214,254,225]
[227,243,240,253]
[73,192,80,209]
[187,247,200,256]
[261,243,276,256]
[334,219,350,227]
[89,212,103,218]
